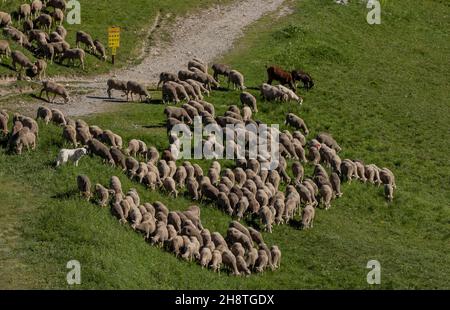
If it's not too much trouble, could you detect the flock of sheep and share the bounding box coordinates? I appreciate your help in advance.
[76,175,281,275]
[0,1,398,277]
[1,0,107,80]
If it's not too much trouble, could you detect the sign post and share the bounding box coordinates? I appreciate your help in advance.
[108,26,121,65]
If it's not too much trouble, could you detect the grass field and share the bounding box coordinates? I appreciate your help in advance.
[0,0,449,289]
[0,0,231,77]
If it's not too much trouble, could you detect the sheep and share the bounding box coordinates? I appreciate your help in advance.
[36,106,52,125]
[226,227,253,251]
[87,139,115,165]
[270,245,281,270]
[77,175,91,200]
[173,166,187,188]
[0,114,8,136]
[184,79,204,100]
[301,205,315,229]
[188,60,208,74]
[285,113,309,135]
[163,177,178,197]
[330,172,343,198]
[0,11,11,27]
[198,247,212,268]
[125,157,139,177]
[150,222,168,247]
[236,255,251,276]
[126,81,151,102]
[52,8,64,26]
[384,184,394,202]
[239,92,258,112]
[210,250,222,272]
[50,109,66,126]
[292,69,314,90]
[198,100,215,116]
[76,31,96,53]
[94,184,110,207]
[60,48,85,69]
[276,85,303,104]
[56,148,87,167]
[124,139,141,157]
[166,81,189,102]
[34,59,47,80]
[228,70,246,90]
[35,13,52,31]
[55,25,67,40]
[93,39,107,61]
[222,250,240,276]
[255,250,269,273]
[162,82,180,104]
[10,127,36,154]
[319,184,333,210]
[39,81,70,103]
[76,125,91,145]
[317,133,341,152]
[259,206,274,233]
[106,79,128,99]
[31,1,43,18]
[61,125,77,147]
[186,177,200,200]
[164,106,192,124]
[260,83,287,102]
[11,50,37,78]
[341,159,356,183]
[157,72,179,89]
[211,63,231,82]
[187,79,210,97]
[47,0,67,11]
[0,40,11,62]
[18,4,32,24]
[380,168,396,188]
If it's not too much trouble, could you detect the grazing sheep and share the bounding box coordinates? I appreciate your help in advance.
[210,250,222,272]
[107,79,128,99]
[127,81,151,102]
[60,48,85,69]
[380,168,396,188]
[222,250,240,276]
[270,246,281,270]
[166,81,190,102]
[292,162,304,184]
[266,65,296,91]
[212,63,230,82]
[186,177,199,200]
[330,172,343,198]
[239,92,258,113]
[18,4,32,24]
[55,25,67,39]
[384,184,394,202]
[341,159,356,183]
[255,250,269,273]
[34,59,47,80]
[188,60,208,74]
[52,8,64,26]
[292,69,314,90]
[36,106,52,124]
[200,247,213,268]
[77,175,91,200]
[94,184,110,207]
[259,206,274,233]
[162,82,180,104]
[93,39,107,61]
[87,139,114,165]
[31,1,43,18]
[11,50,37,78]
[285,113,309,135]
[228,70,246,90]
[62,125,77,147]
[260,83,287,102]
[9,127,36,154]
[163,177,178,197]
[0,12,12,28]
[301,205,315,229]
[56,148,87,167]
[151,222,169,247]
[35,13,52,31]
[39,81,70,103]
[0,40,11,62]
[276,85,303,104]
[76,31,96,53]
[236,255,251,276]
[157,72,179,88]
[317,133,341,152]
[319,184,333,210]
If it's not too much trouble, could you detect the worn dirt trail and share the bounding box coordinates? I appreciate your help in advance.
[33,0,291,116]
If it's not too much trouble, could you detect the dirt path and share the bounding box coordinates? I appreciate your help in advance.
[24,0,291,116]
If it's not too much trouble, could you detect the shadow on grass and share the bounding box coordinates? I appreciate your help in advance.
[51,189,79,200]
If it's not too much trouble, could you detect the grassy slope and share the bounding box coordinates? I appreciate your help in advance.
[0,0,449,289]
[0,0,230,77]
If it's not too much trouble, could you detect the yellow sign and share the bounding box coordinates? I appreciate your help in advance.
[108,26,121,48]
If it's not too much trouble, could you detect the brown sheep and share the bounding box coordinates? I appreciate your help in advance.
[77,175,91,200]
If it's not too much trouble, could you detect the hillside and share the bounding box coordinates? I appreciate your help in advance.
[0,0,449,289]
